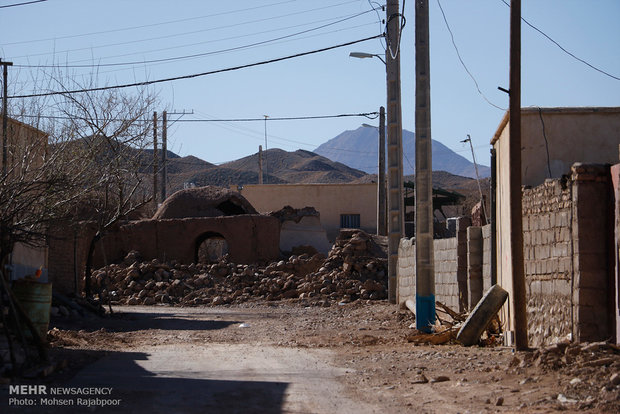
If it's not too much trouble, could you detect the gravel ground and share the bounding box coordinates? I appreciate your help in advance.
[17,300,620,413]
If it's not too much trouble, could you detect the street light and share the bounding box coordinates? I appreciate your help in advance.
[350,11,403,304]
[349,52,386,65]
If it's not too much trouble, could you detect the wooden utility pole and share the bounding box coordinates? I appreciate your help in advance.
[386,0,404,304]
[415,0,436,332]
[152,111,158,206]
[378,106,387,236]
[509,0,528,350]
[258,145,264,185]
[1,60,13,177]
[161,110,168,202]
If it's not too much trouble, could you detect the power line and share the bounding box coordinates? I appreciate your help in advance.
[3,0,299,46]
[80,22,378,80]
[175,113,379,123]
[8,1,372,61]
[436,0,506,111]
[499,0,619,82]
[7,34,384,99]
[14,10,376,69]
[0,0,46,8]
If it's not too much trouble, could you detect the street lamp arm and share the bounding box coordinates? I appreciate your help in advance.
[349,52,386,65]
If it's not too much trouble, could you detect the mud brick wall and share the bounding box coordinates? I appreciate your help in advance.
[522,165,613,347]
[522,179,573,347]
[48,221,97,295]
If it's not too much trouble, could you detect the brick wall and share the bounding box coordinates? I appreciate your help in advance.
[522,178,573,347]
[397,219,469,313]
[435,238,459,311]
[397,164,612,347]
[520,164,613,346]
[482,224,492,293]
[48,221,97,295]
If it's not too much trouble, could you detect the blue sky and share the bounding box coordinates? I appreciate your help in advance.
[1,0,619,169]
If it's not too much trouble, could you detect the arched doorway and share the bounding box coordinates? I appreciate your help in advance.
[195,232,229,263]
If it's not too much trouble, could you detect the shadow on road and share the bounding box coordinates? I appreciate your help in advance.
[5,349,289,414]
[50,311,241,333]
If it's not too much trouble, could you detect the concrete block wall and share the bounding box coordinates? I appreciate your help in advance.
[434,237,459,311]
[482,224,492,294]
[522,179,573,347]
[456,218,470,312]
[467,226,483,310]
[397,217,470,313]
[395,163,613,347]
[397,238,415,302]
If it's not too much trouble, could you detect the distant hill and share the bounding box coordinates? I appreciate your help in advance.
[314,126,490,179]
[163,148,368,193]
[220,148,367,184]
[60,135,486,206]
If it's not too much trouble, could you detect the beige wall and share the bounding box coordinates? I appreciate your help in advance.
[233,183,377,241]
[492,107,620,339]
[493,107,620,188]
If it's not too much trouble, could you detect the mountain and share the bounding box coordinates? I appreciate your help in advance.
[314,126,491,178]
[220,148,367,184]
[163,148,368,193]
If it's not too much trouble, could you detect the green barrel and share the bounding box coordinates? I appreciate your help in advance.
[12,281,53,340]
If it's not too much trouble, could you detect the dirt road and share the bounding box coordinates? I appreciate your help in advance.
[4,301,619,413]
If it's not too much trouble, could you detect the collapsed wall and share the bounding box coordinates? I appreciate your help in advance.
[92,229,387,306]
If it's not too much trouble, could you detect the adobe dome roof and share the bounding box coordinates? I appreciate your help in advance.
[153,186,257,219]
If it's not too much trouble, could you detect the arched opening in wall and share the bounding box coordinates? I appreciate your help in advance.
[195,232,229,263]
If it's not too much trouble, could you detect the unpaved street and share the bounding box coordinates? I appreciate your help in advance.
[4,301,620,413]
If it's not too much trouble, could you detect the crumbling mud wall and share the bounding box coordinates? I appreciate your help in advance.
[97,215,280,267]
[48,186,280,295]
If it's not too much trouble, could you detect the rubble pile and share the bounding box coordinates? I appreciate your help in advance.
[92,230,388,306]
[516,341,620,373]
[510,341,620,411]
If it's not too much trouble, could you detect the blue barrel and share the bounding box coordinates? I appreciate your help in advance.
[12,281,53,340]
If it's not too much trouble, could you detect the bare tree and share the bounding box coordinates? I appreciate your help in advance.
[50,79,158,298]
[9,69,158,297]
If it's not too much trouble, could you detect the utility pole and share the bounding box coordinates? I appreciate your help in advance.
[1,60,13,177]
[386,0,404,304]
[152,111,158,206]
[258,145,264,185]
[378,106,387,236]
[161,111,168,202]
[509,0,528,350]
[263,115,269,150]
[263,115,269,184]
[415,0,436,332]
[463,135,488,224]
[162,109,192,200]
